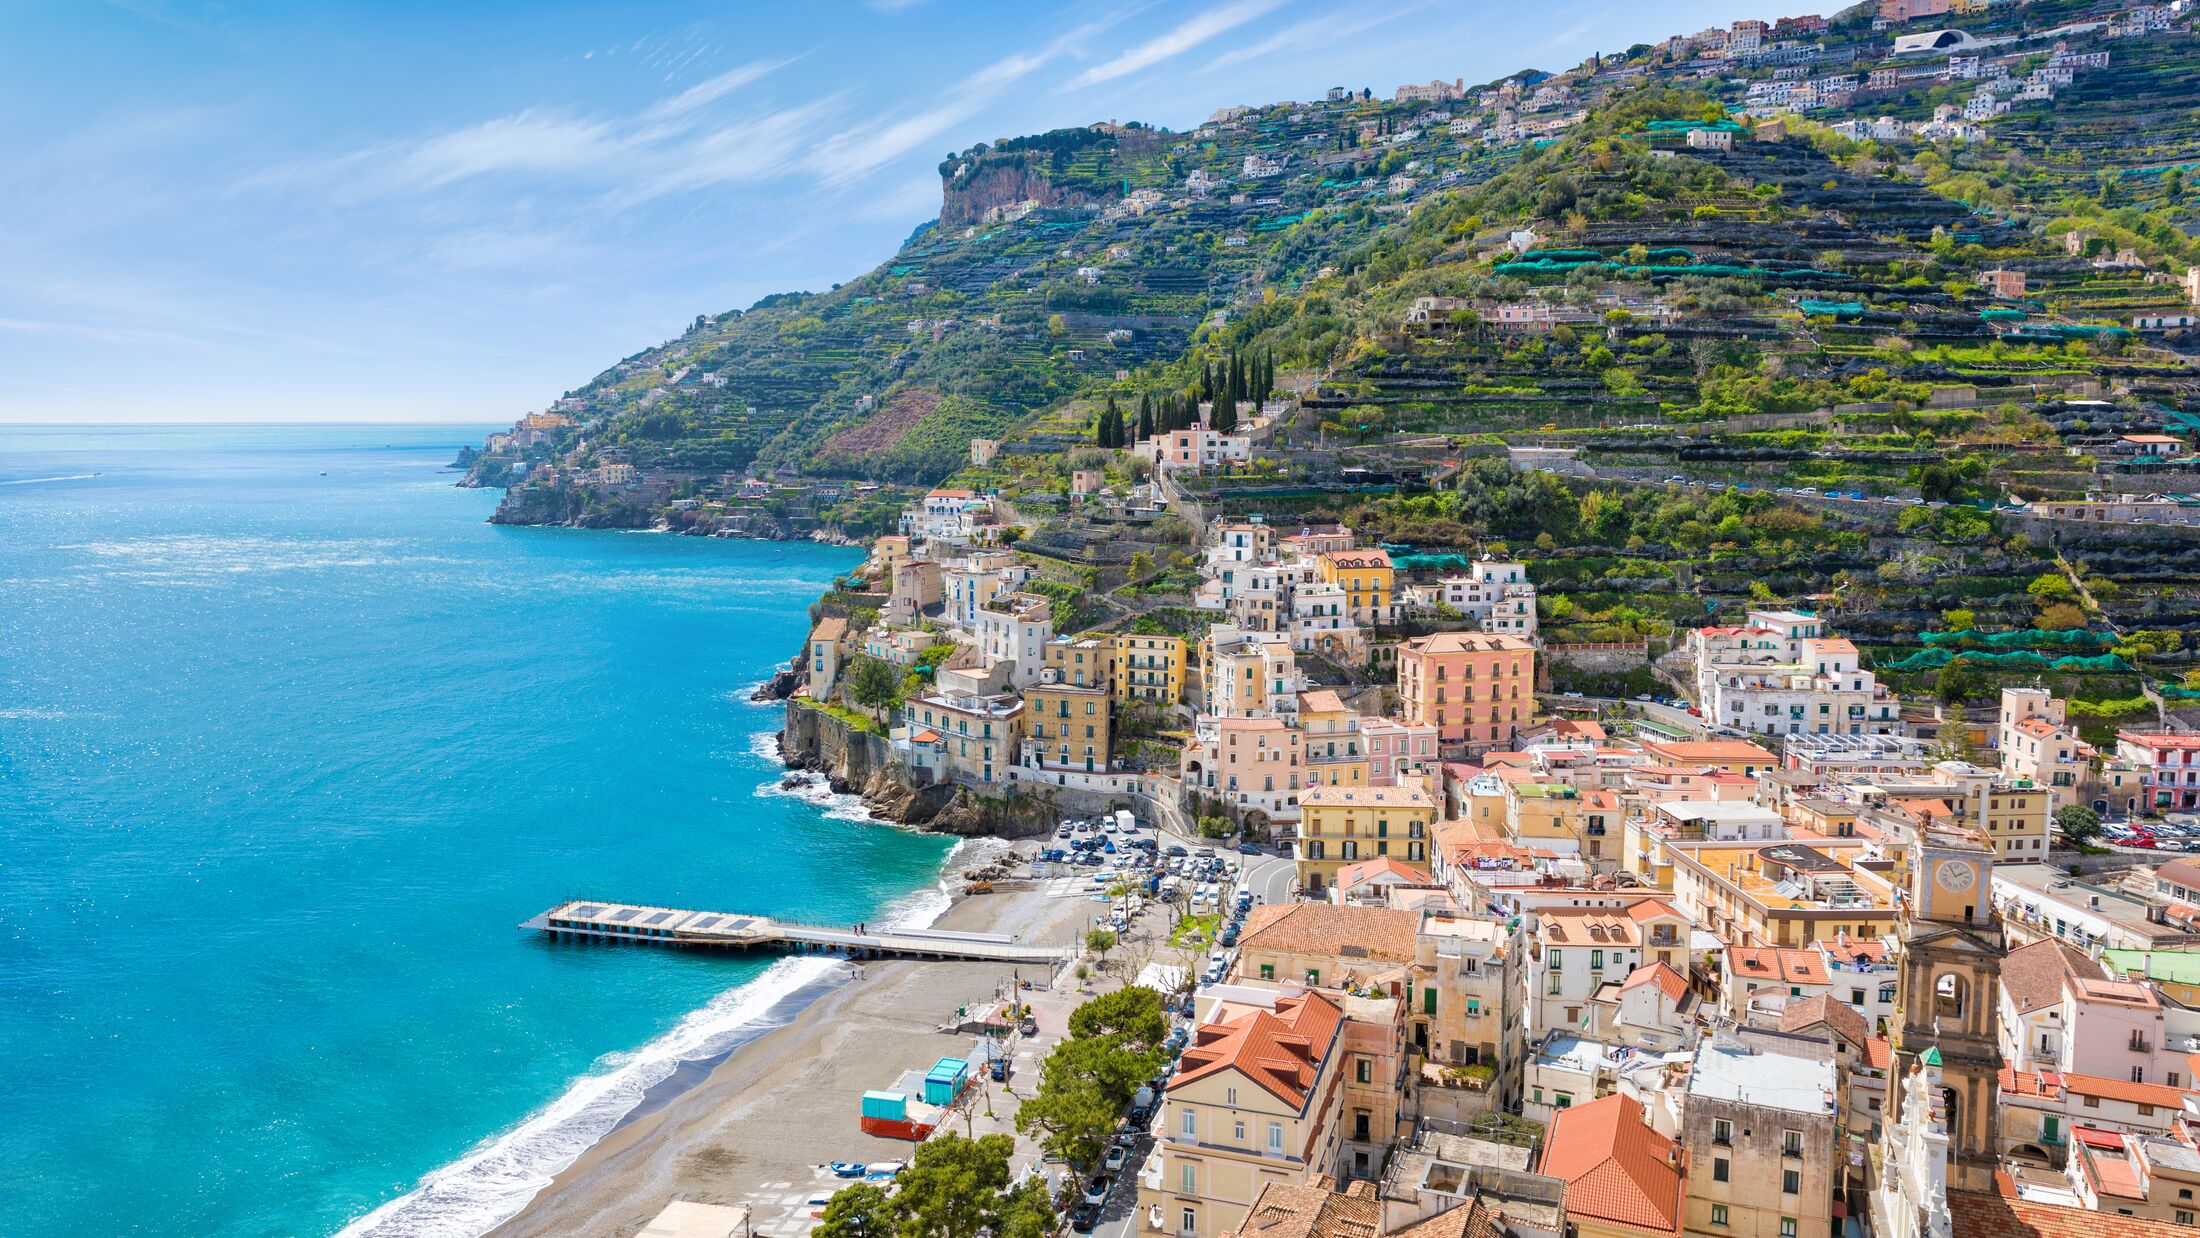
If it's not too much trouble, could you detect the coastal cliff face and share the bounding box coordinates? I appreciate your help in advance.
[780,700,1054,839]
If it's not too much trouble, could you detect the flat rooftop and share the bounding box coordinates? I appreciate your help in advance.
[1688,1035,1838,1114]
[1992,863,2170,935]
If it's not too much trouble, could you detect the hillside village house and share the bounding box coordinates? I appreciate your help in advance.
[899,692,1024,786]
[1024,673,1112,773]
[1533,1094,1683,1238]
[1679,1031,1841,1238]
[1688,610,1901,738]
[1183,716,1306,824]
[1397,633,1536,747]
[806,617,849,698]
[1114,633,1186,704]
[1295,783,1434,890]
[1998,687,2096,811]
[1137,426,1252,473]
[2117,733,2200,812]
[1137,986,1404,1237]
[1314,548,1397,627]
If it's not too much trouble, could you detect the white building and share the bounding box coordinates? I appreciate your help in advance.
[973,593,1052,689]
[1688,610,1902,737]
[1428,557,1540,638]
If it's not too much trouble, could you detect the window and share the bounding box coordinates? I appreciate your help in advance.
[1714,1158,1730,1183]
[1181,1108,1197,1137]
[2083,1095,2101,1109]
[1555,1093,1573,1109]
[1783,1169,1800,1195]
[1423,987,1438,1015]
[1357,1058,1372,1084]
[1233,1120,1246,1142]
[1268,1122,1284,1153]
[1781,1220,1797,1238]
[1713,1118,1733,1146]
[1179,1165,1196,1194]
[1225,1087,1237,1108]
[1591,949,1604,970]
[1783,1130,1803,1157]
[1712,1206,1730,1228]
[1184,1208,1197,1235]
[1549,950,1563,971]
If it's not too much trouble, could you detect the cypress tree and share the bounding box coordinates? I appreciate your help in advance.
[1136,393,1153,442]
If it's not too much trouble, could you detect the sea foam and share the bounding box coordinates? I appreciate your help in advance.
[336,729,969,1238]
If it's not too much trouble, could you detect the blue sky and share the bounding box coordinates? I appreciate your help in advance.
[1,0,1771,423]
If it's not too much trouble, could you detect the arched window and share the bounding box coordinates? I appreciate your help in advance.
[1935,972,1970,1022]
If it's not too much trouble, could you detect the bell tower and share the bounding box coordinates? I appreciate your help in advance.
[1883,825,2004,1193]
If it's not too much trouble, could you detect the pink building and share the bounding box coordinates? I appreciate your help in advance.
[1396,633,1537,747]
[1360,716,1441,784]
[2117,733,2200,812]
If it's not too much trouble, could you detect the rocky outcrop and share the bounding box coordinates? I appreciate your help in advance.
[939,159,1113,229]
[781,699,1055,839]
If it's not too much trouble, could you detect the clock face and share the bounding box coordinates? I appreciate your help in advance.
[1935,859,1978,895]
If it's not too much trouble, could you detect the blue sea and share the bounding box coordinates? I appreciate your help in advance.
[0,424,953,1236]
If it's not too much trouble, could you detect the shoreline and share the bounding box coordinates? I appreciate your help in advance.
[338,734,1064,1238]
[484,877,1086,1238]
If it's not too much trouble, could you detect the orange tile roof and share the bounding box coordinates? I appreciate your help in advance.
[2061,1072,2190,1108]
[1171,991,1343,1109]
[1238,903,1422,966]
[1538,1094,1682,1234]
[1639,739,1778,767]
[1401,632,1535,655]
[1952,1187,2193,1238]
[1624,899,1684,924]
[1225,1179,1381,1238]
[2000,1067,2066,1101]
[1728,947,1831,986]
[1620,961,1690,1002]
[1541,909,1642,947]
[1334,857,1436,890]
[1863,1037,1894,1071]
[1779,994,1869,1051]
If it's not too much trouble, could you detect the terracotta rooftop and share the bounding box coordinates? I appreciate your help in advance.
[1538,1094,1682,1234]
[1238,903,1421,966]
[1779,994,1869,1051]
[1540,909,1642,948]
[2061,1071,2191,1108]
[1333,856,1436,890]
[1171,991,1343,1109]
[1402,632,1534,655]
[1620,961,1691,1003]
[1390,1196,1509,1238]
[1225,1178,1380,1238]
[2001,938,2105,1014]
[1951,1183,2194,1238]
[1728,946,1831,986]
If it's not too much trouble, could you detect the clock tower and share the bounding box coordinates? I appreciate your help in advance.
[1883,825,2004,1193]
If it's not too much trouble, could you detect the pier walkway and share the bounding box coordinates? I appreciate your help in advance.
[521,900,1074,965]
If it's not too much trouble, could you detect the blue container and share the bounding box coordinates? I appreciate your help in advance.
[862,1090,908,1121]
[923,1058,968,1105]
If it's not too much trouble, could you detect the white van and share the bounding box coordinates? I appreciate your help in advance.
[1115,809,1137,832]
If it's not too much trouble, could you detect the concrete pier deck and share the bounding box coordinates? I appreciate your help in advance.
[521,900,1074,965]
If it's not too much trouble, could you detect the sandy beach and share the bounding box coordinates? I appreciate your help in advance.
[490,877,1103,1238]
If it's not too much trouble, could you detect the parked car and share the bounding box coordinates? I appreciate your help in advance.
[1104,1145,1129,1173]
[1083,1176,1113,1207]
[990,1057,1009,1082]
[1070,1202,1102,1233]
[1166,845,1189,857]
[1238,842,1262,855]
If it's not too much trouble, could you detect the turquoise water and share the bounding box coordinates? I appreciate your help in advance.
[0,425,948,1236]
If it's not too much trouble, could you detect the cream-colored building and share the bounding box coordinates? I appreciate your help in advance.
[1296,783,1433,891]
[1137,988,1366,1238]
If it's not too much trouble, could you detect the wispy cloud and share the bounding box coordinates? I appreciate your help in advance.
[641,56,795,122]
[395,110,627,189]
[1202,4,1429,74]
[810,21,1108,187]
[1065,0,1283,90]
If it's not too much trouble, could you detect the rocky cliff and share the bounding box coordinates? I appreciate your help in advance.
[780,699,1056,839]
[938,156,1115,229]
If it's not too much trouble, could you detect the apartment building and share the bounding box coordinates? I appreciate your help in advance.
[899,692,1025,786]
[1690,611,1903,739]
[1298,690,1369,789]
[2117,733,2200,813]
[1115,633,1188,705]
[805,617,849,698]
[974,592,1052,688]
[1667,841,1899,949]
[1317,548,1396,627]
[1203,627,1303,719]
[1681,1031,1841,1238]
[1999,938,2178,1086]
[1534,1095,1683,1238]
[1183,717,1305,824]
[1396,632,1536,747]
[1024,674,1112,772]
[2000,688,2096,811]
[1296,784,1434,891]
[1138,988,1357,1238]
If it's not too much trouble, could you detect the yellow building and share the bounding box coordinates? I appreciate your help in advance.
[1025,678,1111,772]
[1667,840,1898,949]
[1317,548,1396,627]
[1113,633,1186,705]
[1296,783,1433,891]
[1043,636,1115,691]
[1498,769,1588,855]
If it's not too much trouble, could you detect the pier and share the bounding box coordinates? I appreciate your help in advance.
[521,900,1074,965]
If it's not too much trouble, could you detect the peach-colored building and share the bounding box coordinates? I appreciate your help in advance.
[1396,633,1536,747]
[1184,716,1306,823]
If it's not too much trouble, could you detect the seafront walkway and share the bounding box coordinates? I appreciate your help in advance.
[521,900,1075,964]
